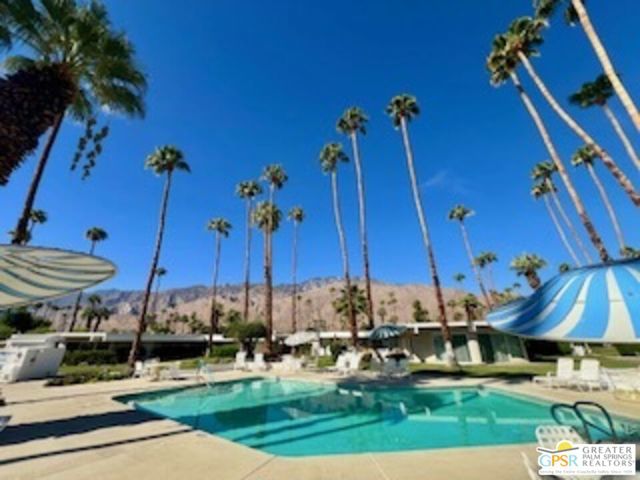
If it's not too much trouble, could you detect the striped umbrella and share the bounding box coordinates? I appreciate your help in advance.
[369,324,407,341]
[0,245,116,308]
[487,258,640,343]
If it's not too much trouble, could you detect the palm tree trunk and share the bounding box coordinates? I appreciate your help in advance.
[68,241,96,332]
[208,233,222,351]
[547,179,593,264]
[602,104,640,171]
[290,221,299,333]
[330,171,357,347]
[459,222,492,309]
[510,72,611,263]
[12,113,64,245]
[242,199,253,322]
[127,173,173,368]
[586,163,626,252]
[542,195,582,267]
[349,132,375,329]
[518,54,640,207]
[263,228,274,353]
[526,271,541,290]
[571,0,640,131]
[399,117,455,366]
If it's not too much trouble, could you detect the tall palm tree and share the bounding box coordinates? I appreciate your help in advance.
[476,251,498,293]
[319,142,357,347]
[569,75,639,171]
[91,306,112,332]
[447,205,492,308]
[206,217,231,350]
[535,0,640,132]
[128,146,189,368]
[453,273,466,286]
[69,226,108,331]
[252,201,282,353]
[337,106,375,329]
[82,294,102,331]
[505,17,639,207]
[2,0,147,245]
[532,161,592,263]
[152,266,167,314]
[385,94,455,366]
[235,180,262,322]
[26,208,47,241]
[531,182,581,266]
[487,36,610,263]
[287,206,304,333]
[510,254,547,290]
[572,145,626,253]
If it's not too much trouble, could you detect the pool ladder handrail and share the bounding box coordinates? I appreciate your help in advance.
[550,400,618,443]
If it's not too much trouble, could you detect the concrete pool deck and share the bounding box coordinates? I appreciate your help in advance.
[0,370,638,480]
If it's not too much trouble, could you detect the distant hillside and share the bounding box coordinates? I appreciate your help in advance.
[47,277,467,333]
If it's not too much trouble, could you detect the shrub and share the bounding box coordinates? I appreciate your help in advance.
[46,365,128,386]
[616,344,640,356]
[63,349,118,366]
[0,323,15,340]
[316,355,335,368]
[209,344,239,359]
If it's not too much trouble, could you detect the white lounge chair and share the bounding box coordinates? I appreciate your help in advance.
[532,358,575,388]
[329,353,350,375]
[602,368,640,400]
[133,361,145,378]
[346,352,364,374]
[535,425,600,480]
[160,362,182,381]
[196,363,215,386]
[575,359,606,391]
[249,353,267,372]
[234,351,247,371]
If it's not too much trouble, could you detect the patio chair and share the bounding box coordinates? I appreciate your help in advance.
[249,353,268,372]
[532,358,575,388]
[196,363,215,386]
[328,353,350,375]
[234,351,247,371]
[602,368,640,400]
[133,361,145,378]
[574,359,606,391]
[535,425,600,480]
[160,362,182,381]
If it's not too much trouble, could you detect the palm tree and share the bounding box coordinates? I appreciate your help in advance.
[385,94,455,366]
[91,306,112,332]
[287,206,304,333]
[571,145,626,254]
[534,0,640,132]
[319,142,357,347]
[206,217,231,350]
[337,106,375,329]
[82,294,102,331]
[2,0,147,245]
[128,146,189,368]
[558,262,572,273]
[510,254,547,290]
[152,266,167,314]
[487,35,610,263]
[531,182,581,266]
[569,75,639,171]
[477,251,498,293]
[252,201,282,353]
[69,226,108,331]
[505,17,639,207]
[236,180,262,322]
[532,161,592,263]
[447,205,492,308]
[26,208,47,240]
[453,273,466,286]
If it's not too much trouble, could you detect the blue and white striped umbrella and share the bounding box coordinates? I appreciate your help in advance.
[0,245,116,308]
[487,258,640,343]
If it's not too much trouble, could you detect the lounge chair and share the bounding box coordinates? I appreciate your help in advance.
[574,359,606,391]
[381,358,409,377]
[602,368,640,400]
[532,358,575,388]
[249,353,268,372]
[234,351,247,371]
[535,425,600,480]
[328,353,350,375]
[133,361,145,378]
[160,362,182,381]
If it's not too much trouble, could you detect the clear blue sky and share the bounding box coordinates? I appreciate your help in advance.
[2,0,639,294]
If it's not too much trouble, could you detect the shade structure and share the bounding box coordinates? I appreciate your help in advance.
[487,258,640,343]
[0,245,116,308]
[284,330,319,347]
[369,324,407,341]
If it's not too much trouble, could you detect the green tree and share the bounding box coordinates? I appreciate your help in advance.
[475,251,498,293]
[447,205,492,308]
[27,208,47,240]
[332,285,368,327]
[320,142,357,347]
[252,201,282,353]
[337,106,375,328]
[453,273,466,286]
[488,27,611,263]
[412,300,429,323]
[128,146,190,368]
[81,294,102,331]
[206,217,231,347]
[2,0,146,245]
[287,206,304,333]
[69,226,108,330]
[386,94,455,366]
[224,320,266,357]
[510,254,547,290]
[572,145,626,253]
[459,294,483,322]
[569,75,639,171]
[235,180,262,322]
[558,263,572,273]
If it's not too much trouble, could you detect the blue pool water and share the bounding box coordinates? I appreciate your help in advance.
[118,378,638,457]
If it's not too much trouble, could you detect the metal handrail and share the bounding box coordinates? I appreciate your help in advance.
[550,401,618,443]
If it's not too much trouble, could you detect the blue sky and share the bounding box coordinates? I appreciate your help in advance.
[2,0,639,294]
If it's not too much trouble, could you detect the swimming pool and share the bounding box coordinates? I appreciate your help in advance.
[118,378,637,457]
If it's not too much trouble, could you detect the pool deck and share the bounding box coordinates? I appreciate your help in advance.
[1,370,638,480]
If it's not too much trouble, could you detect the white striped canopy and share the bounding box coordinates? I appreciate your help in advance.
[0,245,116,308]
[487,258,640,343]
